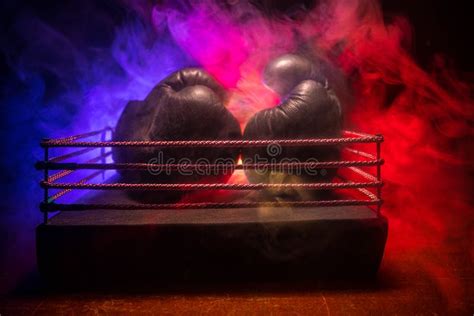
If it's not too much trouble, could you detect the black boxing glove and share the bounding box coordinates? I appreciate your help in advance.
[113,68,241,203]
[243,54,342,199]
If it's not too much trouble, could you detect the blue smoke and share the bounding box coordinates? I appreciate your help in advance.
[0,0,194,292]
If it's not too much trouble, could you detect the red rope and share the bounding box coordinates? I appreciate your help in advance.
[39,160,383,171]
[41,136,383,148]
[41,199,381,211]
[48,152,112,182]
[41,127,112,145]
[343,147,376,160]
[48,147,97,163]
[347,166,378,181]
[42,181,382,191]
[48,170,104,202]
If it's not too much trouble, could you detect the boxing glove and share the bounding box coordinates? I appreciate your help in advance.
[243,54,343,199]
[113,68,242,203]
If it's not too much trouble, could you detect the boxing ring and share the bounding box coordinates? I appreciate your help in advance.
[35,129,387,285]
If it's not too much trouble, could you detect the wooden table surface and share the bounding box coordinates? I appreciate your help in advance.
[1,240,472,315]
[1,204,473,316]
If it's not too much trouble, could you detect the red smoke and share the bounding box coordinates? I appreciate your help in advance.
[338,9,473,308]
[158,0,473,309]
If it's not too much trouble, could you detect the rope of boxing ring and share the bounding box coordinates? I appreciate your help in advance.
[38,128,383,220]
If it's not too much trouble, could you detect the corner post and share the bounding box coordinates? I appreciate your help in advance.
[101,130,107,180]
[376,134,382,216]
[43,144,49,224]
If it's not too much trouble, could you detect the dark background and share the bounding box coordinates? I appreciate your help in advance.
[1,0,473,74]
[0,0,472,302]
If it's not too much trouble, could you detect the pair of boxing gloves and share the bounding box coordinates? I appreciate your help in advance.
[113,54,343,202]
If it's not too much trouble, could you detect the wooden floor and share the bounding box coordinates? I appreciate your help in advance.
[1,237,472,315]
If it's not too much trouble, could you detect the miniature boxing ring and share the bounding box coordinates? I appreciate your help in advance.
[36,129,387,285]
